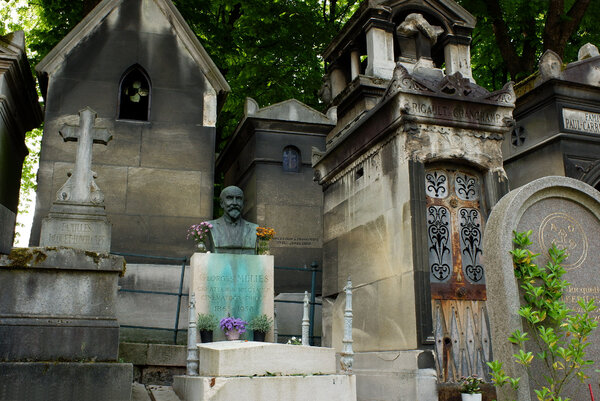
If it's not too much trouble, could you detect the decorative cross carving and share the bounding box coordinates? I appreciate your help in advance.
[56,107,112,204]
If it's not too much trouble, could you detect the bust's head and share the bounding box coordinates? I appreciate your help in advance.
[220,186,244,223]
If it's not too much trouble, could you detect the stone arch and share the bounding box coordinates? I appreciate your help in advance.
[117,64,151,121]
[282,145,301,173]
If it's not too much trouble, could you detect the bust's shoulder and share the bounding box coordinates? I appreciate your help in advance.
[242,220,259,230]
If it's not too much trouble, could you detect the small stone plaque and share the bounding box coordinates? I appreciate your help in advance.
[190,253,274,341]
[562,107,600,134]
[39,202,111,253]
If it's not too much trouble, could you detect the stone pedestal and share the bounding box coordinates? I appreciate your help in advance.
[173,342,356,401]
[39,202,111,252]
[0,247,132,400]
[190,253,274,341]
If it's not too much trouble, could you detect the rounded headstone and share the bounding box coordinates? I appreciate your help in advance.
[483,176,600,401]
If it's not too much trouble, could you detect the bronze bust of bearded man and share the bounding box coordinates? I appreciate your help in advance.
[207,186,258,254]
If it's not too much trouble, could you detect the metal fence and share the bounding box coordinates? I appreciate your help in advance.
[113,252,321,345]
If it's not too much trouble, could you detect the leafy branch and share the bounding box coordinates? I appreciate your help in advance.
[487,230,597,401]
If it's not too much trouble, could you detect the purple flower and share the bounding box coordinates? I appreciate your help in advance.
[219,316,247,334]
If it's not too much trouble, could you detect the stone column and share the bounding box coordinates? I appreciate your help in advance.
[330,66,347,99]
[302,291,310,346]
[364,19,395,79]
[443,35,473,80]
[350,50,361,80]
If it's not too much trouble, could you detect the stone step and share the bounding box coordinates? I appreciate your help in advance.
[132,382,182,401]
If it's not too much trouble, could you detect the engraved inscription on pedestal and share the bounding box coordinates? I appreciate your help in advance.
[41,216,111,252]
[190,253,274,341]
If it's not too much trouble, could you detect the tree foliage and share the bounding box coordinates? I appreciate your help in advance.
[173,0,358,147]
[459,0,600,90]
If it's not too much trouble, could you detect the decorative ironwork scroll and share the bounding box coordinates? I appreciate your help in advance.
[425,167,486,300]
[427,206,452,283]
[459,208,484,284]
[455,173,478,200]
[425,170,448,198]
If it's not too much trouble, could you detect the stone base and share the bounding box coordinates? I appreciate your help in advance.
[0,247,125,361]
[197,341,336,376]
[173,374,356,401]
[351,350,438,401]
[40,201,111,252]
[0,362,133,401]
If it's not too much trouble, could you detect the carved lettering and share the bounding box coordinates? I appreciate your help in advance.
[409,102,508,126]
[563,108,600,134]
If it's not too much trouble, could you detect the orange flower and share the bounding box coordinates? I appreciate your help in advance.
[256,226,275,240]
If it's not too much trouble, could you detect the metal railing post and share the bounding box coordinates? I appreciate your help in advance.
[173,258,187,344]
[309,261,317,345]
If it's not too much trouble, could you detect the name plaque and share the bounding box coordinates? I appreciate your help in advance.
[562,108,600,134]
[190,253,274,341]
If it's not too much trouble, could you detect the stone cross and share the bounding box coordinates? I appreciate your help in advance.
[56,107,112,204]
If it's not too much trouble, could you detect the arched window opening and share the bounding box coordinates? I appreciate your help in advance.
[282,146,301,173]
[118,65,151,121]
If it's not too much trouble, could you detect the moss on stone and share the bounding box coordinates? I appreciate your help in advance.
[120,259,127,277]
[84,251,101,264]
[5,248,48,267]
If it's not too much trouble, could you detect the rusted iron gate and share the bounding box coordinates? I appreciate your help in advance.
[113,252,321,345]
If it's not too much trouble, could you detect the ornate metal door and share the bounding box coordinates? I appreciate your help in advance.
[425,167,492,382]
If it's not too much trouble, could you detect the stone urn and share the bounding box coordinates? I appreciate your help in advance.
[461,394,482,401]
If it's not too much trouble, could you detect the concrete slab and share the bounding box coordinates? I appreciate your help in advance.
[173,374,356,401]
[148,385,182,401]
[131,382,152,401]
[197,341,336,376]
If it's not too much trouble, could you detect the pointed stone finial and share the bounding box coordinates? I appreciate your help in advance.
[578,43,600,61]
[244,97,259,116]
[539,50,562,80]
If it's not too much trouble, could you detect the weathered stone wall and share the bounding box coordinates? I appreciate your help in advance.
[322,133,418,352]
[31,0,219,258]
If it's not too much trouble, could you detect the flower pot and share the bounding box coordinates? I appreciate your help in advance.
[257,239,270,255]
[461,393,482,401]
[225,329,241,341]
[253,331,266,342]
[199,330,213,343]
[197,242,207,253]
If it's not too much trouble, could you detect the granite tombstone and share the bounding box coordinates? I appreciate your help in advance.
[484,176,600,401]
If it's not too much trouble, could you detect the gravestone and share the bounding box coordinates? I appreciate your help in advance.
[39,107,112,252]
[189,253,274,342]
[484,176,600,401]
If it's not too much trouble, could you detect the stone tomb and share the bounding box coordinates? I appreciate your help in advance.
[0,247,132,400]
[484,176,600,401]
[189,253,274,341]
[173,342,356,401]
